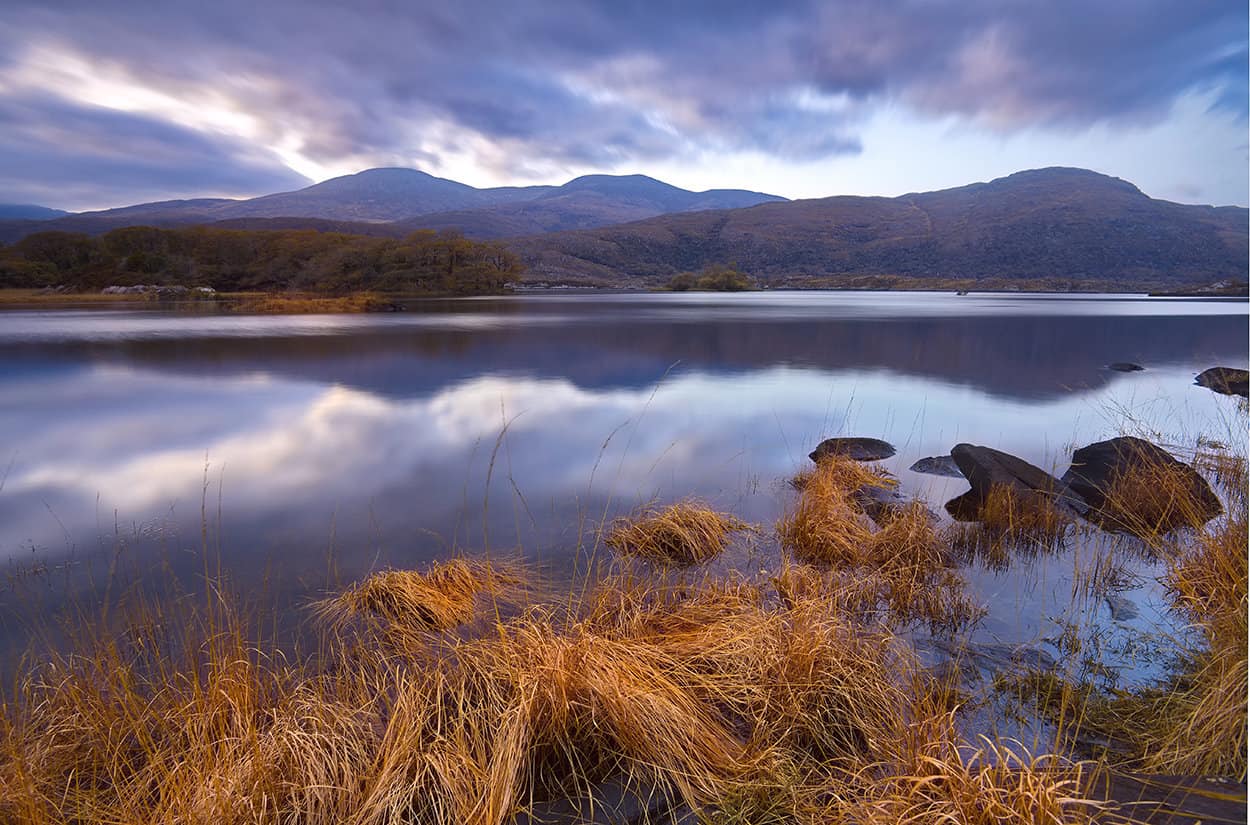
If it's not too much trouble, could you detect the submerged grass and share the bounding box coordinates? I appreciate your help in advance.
[605,500,749,566]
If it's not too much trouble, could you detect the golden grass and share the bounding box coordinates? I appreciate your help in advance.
[0,289,156,305]
[777,458,984,630]
[315,557,536,639]
[605,500,750,566]
[226,291,393,314]
[1136,490,1247,778]
[950,484,1072,568]
[0,557,1104,824]
[851,735,1106,825]
[0,289,397,314]
[1094,460,1222,538]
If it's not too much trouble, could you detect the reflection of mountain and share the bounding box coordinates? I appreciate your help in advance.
[5,308,1245,403]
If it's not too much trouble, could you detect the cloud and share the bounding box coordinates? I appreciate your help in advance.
[0,95,309,209]
[0,1,1243,204]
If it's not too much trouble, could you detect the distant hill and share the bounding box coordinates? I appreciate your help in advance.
[391,174,786,238]
[213,168,554,221]
[0,204,69,220]
[510,168,1249,287]
[0,169,785,242]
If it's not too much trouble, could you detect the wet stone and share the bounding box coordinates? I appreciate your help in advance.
[1195,366,1249,398]
[909,455,965,478]
[1105,594,1139,622]
[809,437,896,463]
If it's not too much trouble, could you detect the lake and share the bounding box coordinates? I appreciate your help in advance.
[1,291,1246,706]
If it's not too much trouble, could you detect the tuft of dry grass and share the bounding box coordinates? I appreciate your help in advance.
[777,458,896,566]
[605,500,750,566]
[949,484,1072,568]
[855,738,1106,825]
[777,458,984,631]
[1094,460,1223,539]
[316,557,536,641]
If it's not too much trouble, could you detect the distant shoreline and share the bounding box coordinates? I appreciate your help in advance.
[1,284,1245,314]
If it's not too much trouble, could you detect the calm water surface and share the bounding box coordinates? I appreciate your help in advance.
[1,291,1246,702]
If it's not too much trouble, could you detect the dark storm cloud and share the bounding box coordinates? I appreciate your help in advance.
[0,95,309,209]
[0,1,1243,204]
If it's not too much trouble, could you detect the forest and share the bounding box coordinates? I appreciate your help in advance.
[0,226,524,295]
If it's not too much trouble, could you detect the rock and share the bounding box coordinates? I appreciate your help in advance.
[943,443,1078,520]
[850,483,939,526]
[1060,436,1222,534]
[809,437,896,463]
[1195,366,1249,398]
[1108,362,1144,372]
[909,455,965,478]
[923,638,1056,678]
[1105,594,1139,622]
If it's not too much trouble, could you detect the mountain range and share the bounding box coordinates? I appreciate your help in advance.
[2,167,1245,287]
[0,169,784,242]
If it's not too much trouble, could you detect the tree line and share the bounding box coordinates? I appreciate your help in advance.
[0,226,524,294]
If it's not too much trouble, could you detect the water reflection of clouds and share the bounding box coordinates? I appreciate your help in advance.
[2,359,1234,565]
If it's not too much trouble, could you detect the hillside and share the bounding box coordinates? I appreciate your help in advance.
[0,204,70,220]
[510,168,1249,286]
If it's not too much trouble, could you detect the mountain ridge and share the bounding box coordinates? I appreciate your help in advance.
[0,168,785,240]
[509,167,1248,286]
[0,203,71,221]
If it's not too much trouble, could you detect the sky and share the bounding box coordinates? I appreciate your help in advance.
[0,1,1245,212]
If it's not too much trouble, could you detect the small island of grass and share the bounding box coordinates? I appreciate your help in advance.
[664,264,757,292]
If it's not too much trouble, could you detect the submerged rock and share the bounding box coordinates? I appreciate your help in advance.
[1195,366,1249,398]
[809,437,896,463]
[1108,362,1144,372]
[923,638,1057,681]
[943,443,1077,520]
[1060,436,1222,534]
[850,483,939,526]
[909,455,965,478]
[1105,594,1140,622]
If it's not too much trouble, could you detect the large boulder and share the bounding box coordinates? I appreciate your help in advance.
[1060,436,1222,534]
[944,443,1076,521]
[809,437,896,463]
[1108,362,1144,372]
[1195,367,1249,398]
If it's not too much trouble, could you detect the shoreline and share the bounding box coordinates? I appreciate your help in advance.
[1,284,1246,315]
